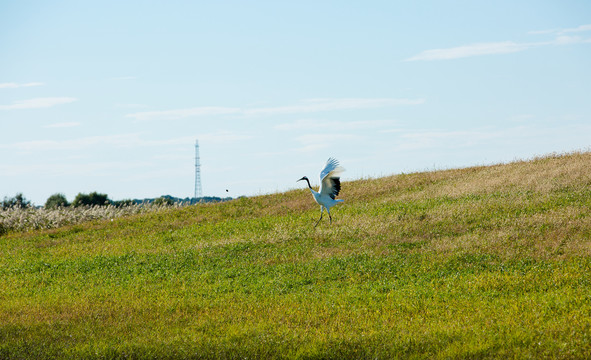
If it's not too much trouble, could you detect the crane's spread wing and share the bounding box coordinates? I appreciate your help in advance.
[319,157,345,199]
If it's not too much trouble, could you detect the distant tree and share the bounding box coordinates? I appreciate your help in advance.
[153,196,174,206]
[45,193,70,209]
[112,199,135,207]
[2,193,31,209]
[72,192,111,207]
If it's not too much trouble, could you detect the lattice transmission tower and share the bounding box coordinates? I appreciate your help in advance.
[194,139,203,198]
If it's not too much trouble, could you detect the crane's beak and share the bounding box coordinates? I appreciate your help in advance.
[297,176,306,182]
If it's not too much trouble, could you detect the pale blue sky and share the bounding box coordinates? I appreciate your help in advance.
[1,1,590,205]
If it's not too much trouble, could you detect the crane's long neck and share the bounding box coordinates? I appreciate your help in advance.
[305,180,321,200]
[299,177,318,197]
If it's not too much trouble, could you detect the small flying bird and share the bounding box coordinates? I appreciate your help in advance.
[298,157,345,227]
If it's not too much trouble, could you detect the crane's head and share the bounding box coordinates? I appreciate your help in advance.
[297,176,312,189]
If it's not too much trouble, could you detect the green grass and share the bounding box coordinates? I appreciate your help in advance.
[2,152,591,359]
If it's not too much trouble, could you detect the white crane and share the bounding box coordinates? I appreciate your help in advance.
[298,157,345,227]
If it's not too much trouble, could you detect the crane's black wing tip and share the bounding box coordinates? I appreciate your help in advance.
[329,177,341,199]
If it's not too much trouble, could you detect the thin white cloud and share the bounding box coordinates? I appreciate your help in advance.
[296,143,331,153]
[405,41,534,61]
[0,134,183,152]
[1,132,252,152]
[274,118,324,131]
[200,131,254,144]
[243,98,425,116]
[552,35,591,45]
[0,82,44,89]
[528,29,559,35]
[127,98,425,121]
[296,133,357,144]
[110,76,136,80]
[397,129,496,150]
[561,24,591,33]
[44,122,81,128]
[394,124,591,152]
[275,118,398,131]
[529,24,591,35]
[115,103,148,109]
[1,134,141,151]
[294,133,358,153]
[126,106,241,121]
[508,114,535,122]
[0,161,151,178]
[406,24,591,61]
[391,127,534,152]
[0,97,77,110]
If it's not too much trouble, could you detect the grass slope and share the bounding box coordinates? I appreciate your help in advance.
[1,152,591,359]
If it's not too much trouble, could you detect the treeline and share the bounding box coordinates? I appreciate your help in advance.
[2,192,233,210]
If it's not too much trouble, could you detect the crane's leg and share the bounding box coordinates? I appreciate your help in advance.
[326,207,333,224]
[314,206,324,227]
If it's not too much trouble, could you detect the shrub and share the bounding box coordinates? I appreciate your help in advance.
[72,192,111,207]
[153,196,175,206]
[2,193,31,209]
[113,199,136,207]
[45,193,70,209]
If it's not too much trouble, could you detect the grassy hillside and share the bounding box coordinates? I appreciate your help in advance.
[1,152,591,359]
